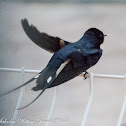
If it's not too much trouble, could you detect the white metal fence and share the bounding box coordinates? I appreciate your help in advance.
[0,67,126,126]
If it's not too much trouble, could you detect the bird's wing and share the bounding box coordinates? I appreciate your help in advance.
[48,61,88,88]
[36,51,88,90]
[21,19,70,53]
[34,59,71,91]
[48,50,103,88]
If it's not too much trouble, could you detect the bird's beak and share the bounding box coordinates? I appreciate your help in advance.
[104,34,107,37]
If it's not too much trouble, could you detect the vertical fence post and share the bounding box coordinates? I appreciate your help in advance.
[81,73,94,126]
[45,87,58,126]
[10,67,25,126]
[117,74,126,126]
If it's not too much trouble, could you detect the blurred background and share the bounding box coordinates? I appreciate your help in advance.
[0,0,126,126]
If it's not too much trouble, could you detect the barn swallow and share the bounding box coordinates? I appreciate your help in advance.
[0,19,106,110]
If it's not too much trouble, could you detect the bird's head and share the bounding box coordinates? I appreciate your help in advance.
[83,28,106,47]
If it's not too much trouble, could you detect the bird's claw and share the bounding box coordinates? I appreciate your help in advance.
[83,71,90,80]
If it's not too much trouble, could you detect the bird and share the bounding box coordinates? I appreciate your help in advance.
[0,19,106,110]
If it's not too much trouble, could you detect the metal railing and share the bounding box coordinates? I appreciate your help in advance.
[0,67,126,126]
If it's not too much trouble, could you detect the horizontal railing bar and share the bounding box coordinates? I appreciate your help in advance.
[0,68,21,72]
[24,69,41,73]
[93,73,125,79]
[0,68,40,73]
[0,67,125,79]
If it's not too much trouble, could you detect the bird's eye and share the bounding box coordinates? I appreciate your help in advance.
[99,34,103,38]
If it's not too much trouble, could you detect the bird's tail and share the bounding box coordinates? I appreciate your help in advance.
[17,81,51,110]
[0,73,40,98]
[16,59,71,110]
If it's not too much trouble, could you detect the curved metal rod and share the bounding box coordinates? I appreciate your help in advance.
[10,67,25,126]
[81,73,94,126]
[45,87,58,126]
[117,74,126,126]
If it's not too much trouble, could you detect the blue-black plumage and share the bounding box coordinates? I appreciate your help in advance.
[0,19,106,110]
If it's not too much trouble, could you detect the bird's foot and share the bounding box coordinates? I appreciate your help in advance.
[83,71,90,80]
